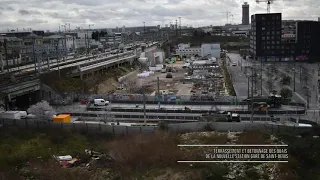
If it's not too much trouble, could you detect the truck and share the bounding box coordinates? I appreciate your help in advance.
[0,111,27,120]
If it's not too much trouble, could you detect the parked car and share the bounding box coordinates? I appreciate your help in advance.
[93,99,110,106]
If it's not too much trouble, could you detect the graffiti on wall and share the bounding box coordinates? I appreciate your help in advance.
[112,94,144,101]
[113,94,135,101]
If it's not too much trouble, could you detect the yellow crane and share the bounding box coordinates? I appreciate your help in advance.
[256,0,275,14]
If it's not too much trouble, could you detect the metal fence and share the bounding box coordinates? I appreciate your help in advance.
[81,94,242,103]
[0,119,314,136]
[75,94,305,107]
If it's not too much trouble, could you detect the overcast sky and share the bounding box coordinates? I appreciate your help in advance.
[0,0,318,32]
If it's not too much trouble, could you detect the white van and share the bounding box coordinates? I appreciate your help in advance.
[94,99,110,106]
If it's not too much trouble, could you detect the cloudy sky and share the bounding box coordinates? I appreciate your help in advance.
[0,0,318,32]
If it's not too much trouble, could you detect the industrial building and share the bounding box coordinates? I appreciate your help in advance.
[242,2,250,25]
[175,43,221,59]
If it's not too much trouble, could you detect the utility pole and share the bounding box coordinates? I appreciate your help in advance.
[56,38,61,78]
[293,58,296,91]
[143,88,147,124]
[85,34,88,57]
[247,75,250,110]
[88,24,94,55]
[32,37,37,74]
[179,17,181,36]
[4,39,9,73]
[260,58,263,96]
[72,33,75,53]
[175,19,178,37]
[157,77,160,109]
[251,70,254,123]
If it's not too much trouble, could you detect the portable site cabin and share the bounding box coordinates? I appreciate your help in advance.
[53,114,71,123]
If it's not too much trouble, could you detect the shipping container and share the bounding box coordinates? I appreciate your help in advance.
[53,114,71,123]
[0,111,22,120]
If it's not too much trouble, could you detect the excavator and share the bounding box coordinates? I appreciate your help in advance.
[253,102,270,111]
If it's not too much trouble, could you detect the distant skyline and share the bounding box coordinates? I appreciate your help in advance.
[0,0,319,32]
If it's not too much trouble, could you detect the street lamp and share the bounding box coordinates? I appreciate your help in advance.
[54,38,61,77]
[143,22,146,34]
[87,24,94,54]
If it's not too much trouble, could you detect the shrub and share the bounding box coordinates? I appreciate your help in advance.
[204,123,214,131]
[107,132,182,171]
[158,122,169,131]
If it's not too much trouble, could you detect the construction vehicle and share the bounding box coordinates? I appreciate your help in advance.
[267,94,282,108]
[227,112,240,122]
[253,102,270,111]
[184,106,191,110]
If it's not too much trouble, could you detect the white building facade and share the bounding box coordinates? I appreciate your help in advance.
[65,35,75,52]
[201,44,221,58]
[176,43,221,58]
[176,43,201,57]
[75,39,86,49]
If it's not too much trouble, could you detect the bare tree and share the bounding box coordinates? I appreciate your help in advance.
[27,100,56,121]
[122,77,142,93]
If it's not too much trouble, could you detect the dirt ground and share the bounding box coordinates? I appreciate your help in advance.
[95,62,192,95]
[137,62,191,95]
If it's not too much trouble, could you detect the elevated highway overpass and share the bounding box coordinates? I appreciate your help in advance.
[0,41,161,106]
[1,43,145,75]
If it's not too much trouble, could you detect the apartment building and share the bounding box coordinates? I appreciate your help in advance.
[250,13,320,62]
[250,13,282,61]
[0,32,68,69]
[295,21,320,62]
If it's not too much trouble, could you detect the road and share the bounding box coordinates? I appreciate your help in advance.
[227,53,315,109]
[274,62,319,109]
[227,53,269,97]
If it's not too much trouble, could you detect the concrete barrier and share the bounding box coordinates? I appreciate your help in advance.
[0,118,314,136]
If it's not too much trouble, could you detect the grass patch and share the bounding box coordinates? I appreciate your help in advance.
[0,128,91,168]
[221,58,236,96]
[2,128,320,180]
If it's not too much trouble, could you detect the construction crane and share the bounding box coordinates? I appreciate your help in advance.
[256,0,275,14]
[219,11,231,25]
[229,13,239,24]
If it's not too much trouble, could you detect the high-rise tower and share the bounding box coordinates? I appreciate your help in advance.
[242,2,250,25]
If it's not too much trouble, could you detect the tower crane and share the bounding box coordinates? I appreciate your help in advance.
[256,0,275,14]
[219,11,231,25]
[229,13,239,24]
